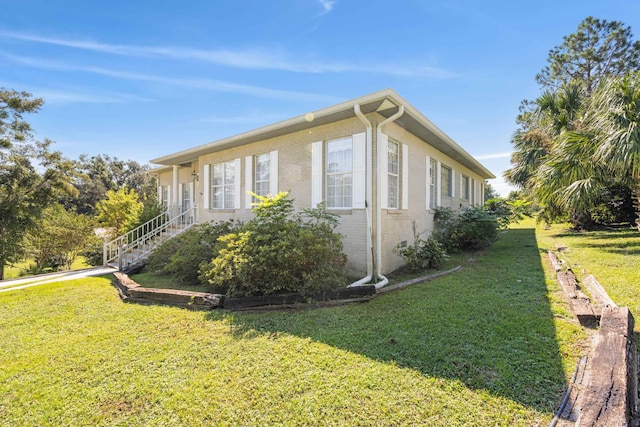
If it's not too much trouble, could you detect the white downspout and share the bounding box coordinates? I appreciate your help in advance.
[374,105,405,288]
[349,104,374,287]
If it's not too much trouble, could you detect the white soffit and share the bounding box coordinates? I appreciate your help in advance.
[376,99,397,112]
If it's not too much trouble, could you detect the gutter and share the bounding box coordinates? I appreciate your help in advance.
[373,105,405,288]
[349,103,404,289]
[350,104,374,287]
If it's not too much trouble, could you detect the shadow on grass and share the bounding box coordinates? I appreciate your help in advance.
[206,227,566,413]
[553,228,640,256]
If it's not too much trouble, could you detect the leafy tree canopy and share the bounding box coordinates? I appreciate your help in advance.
[95,187,143,237]
[0,89,74,279]
[507,18,640,229]
[536,16,640,94]
[0,89,44,148]
[27,203,96,271]
[63,154,156,215]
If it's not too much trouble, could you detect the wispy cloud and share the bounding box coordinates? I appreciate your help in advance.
[474,151,512,160]
[201,112,286,125]
[0,79,154,104]
[0,52,341,103]
[0,30,457,79]
[38,89,154,104]
[317,0,336,15]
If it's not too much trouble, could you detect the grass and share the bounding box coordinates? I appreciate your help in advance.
[131,271,207,293]
[3,256,92,280]
[534,219,640,327]
[0,222,589,426]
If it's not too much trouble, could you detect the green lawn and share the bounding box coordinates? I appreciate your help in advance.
[3,256,93,280]
[130,271,208,293]
[0,222,590,426]
[534,219,640,327]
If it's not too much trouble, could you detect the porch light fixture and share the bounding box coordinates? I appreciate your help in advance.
[191,170,199,181]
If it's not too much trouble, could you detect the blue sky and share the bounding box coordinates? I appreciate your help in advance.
[2,0,639,195]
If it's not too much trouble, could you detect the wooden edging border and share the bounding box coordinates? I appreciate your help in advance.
[548,250,639,426]
[112,266,463,312]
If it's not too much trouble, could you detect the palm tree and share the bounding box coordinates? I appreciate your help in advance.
[591,72,640,229]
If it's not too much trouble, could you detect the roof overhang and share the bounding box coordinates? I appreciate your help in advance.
[150,88,495,179]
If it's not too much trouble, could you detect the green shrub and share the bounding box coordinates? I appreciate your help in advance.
[146,221,236,284]
[199,192,348,297]
[393,221,447,272]
[485,197,533,229]
[484,198,512,229]
[83,236,104,267]
[132,202,165,230]
[435,206,499,252]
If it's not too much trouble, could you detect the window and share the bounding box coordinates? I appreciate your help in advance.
[326,137,353,208]
[461,175,470,200]
[441,165,452,197]
[181,183,191,212]
[211,161,235,209]
[429,158,437,209]
[254,153,270,197]
[388,140,399,209]
[161,186,169,208]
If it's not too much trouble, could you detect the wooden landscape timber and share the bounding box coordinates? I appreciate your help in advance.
[548,249,639,426]
[575,306,638,426]
[112,272,375,310]
[548,251,601,326]
[113,272,224,310]
[113,265,462,311]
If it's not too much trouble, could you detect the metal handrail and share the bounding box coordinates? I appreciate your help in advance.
[103,205,197,270]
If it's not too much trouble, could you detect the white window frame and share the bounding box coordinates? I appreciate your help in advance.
[325,136,353,209]
[181,182,192,212]
[160,185,169,209]
[461,174,470,201]
[428,157,437,210]
[245,151,278,209]
[387,140,399,209]
[254,153,271,198]
[311,134,365,209]
[441,165,453,198]
[210,160,236,209]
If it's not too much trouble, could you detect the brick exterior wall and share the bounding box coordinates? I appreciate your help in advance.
[377,115,487,274]
[157,116,370,276]
[155,112,488,276]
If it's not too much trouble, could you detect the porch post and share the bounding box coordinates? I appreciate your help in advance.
[172,165,179,217]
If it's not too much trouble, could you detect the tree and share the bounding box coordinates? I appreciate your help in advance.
[536,16,640,94]
[27,204,96,271]
[62,154,157,215]
[484,182,499,202]
[507,74,640,229]
[507,18,640,229]
[0,89,74,280]
[590,72,640,229]
[95,187,143,237]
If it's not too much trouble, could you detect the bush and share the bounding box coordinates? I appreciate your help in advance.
[485,197,533,229]
[199,192,348,297]
[393,236,447,272]
[590,184,636,225]
[435,206,499,252]
[146,221,236,284]
[393,221,447,272]
[484,198,512,229]
[83,236,104,267]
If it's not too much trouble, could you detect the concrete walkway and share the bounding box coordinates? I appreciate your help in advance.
[0,266,117,293]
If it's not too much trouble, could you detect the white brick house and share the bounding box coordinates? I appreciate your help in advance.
[150,89,495,281]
